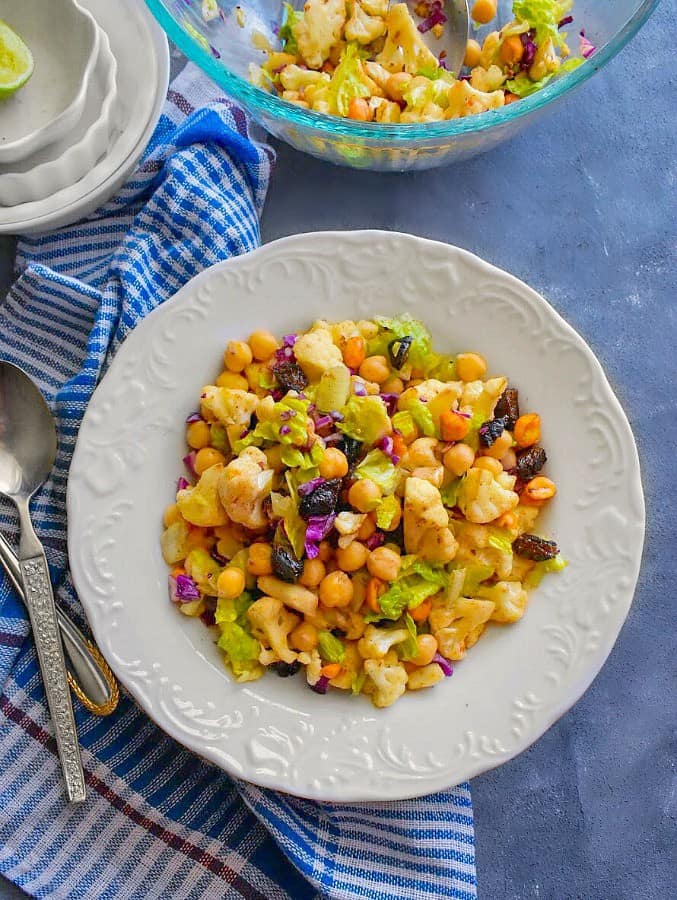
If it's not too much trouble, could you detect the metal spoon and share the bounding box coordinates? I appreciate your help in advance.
[0,361,86,802]
[0,530,119,716]
[407,0,469,77]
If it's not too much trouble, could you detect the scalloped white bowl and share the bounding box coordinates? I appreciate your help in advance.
[0,0,100,165]
[0,24,117,206]
[68,232,645,801]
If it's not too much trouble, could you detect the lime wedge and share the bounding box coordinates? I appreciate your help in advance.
[0,19,34,99]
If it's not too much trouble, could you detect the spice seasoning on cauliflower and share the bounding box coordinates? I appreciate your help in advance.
[161,314,565,708]
[249,0,586,124]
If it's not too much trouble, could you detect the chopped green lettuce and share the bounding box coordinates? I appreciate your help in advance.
[279,2,302,56]
[375,494,401,530]
[391,410,417,443]
[185,549,221,596]
[234,394,314,453]
[338,395,391,445]
[216,591,261,679]
[354,449,400,495]
[271,490,306,560]
[328,43,370,117]
[351,671,367,695]
[462,563,495,596]
[318,630,346,663]
[210,423,229,453]
[372,558,449,620]
[488,528,514,555]
[512,0,573,50]
[398,613,419,661]
[440,477,462,508]
[506,56,583,97]
[524,555,568,589]
[372,314,432,373]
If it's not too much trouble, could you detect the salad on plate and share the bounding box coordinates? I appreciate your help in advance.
[248,0,595,124]
[161,315,565,708]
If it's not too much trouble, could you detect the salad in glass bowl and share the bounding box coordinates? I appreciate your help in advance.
[249,0,593,124]
[161,315,565,708]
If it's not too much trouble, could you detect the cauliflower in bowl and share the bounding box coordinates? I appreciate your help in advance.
[162,315,565,708]
[249,0,588,125]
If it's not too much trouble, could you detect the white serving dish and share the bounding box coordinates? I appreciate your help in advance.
[68,232,646,802]
[0,0,100,165]
[0,25,117,206]
[0,0,168,233]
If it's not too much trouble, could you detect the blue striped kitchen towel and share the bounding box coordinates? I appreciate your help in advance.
[0,63,476,900]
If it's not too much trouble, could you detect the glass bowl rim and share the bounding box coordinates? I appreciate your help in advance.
[145,0,658,143]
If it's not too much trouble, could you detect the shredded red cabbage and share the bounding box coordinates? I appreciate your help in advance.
[304,514,336,558]
[558,15,573,28]
[200,608,216,627]
[380,393,399,415]
[313,414,334,429]
[579,30,595,58]
[310,675,329,694]
[183,451,198,478]
[418,8,446,33]
[169,573,200,603]
[433,652,453,677]
[297,476,325,496]
[185,412,202,424]
[275,334,298,364]
[330,410,344,421]
[279,424,292,436]
[520,31,537,69]
[366,532,385,550]
[177,476,190,492]
[377,434,401,466]
[322,432,343,444]
[353,382,367,397]
[280,408,297,421]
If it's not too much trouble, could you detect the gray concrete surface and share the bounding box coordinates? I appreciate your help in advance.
[1,3,675,897]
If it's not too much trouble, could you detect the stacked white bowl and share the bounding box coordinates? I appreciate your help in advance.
[0,0,169,234]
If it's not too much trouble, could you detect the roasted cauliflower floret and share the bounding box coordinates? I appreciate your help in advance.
[529,37,560,82]
[403,477,458,563]
[293,328,343,381]
[363,658,408,708]
[328,641,363,690]
[460,376,507,413]
[200,386,259,427]
[177,464,228,527]
[457,468,519,524]
[161,518,190,564]
[470,64,507,93]
[478,580,529,624]
[407,663,445,691]
[445,80,505,120]
[376,3,439,74]
[357,624,409,660]
[429,595,495,660]
[345,0,387,44]
[257,575,319,616]
[305,648,323,686]
[218,447,273,530]
[279,65,331,92]
[247,595,299,664]
[293,0,346,69]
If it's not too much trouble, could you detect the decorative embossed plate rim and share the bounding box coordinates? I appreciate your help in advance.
[67,232,645,801]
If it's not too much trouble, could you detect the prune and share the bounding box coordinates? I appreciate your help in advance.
[271,661,302,677]
[513,534,559,561]
[273,361,308,393]
[388,335,413,369]
[514,446,547,481]
[299,478,343,519]
[494,388,520,429]
[271,544,304,582]
[339,436,363,468]
[479,416,508,447]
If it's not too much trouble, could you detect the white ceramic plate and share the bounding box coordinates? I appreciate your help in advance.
[68,232,645,801]
[0,0,168,234]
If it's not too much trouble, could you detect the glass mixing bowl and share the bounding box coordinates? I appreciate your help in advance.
[145,0,657,171]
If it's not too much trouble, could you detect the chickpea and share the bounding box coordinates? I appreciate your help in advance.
[348,478,382,512]
[412,634,438,667]
[290,621,318,652]
[440,410,470,442]
[359,355,390,385]
[319,571,354,608]
[217,567,245,599]
[319,447,349,479]
[386,71,412,101]
[357,513,377,541]
[464,38,482,68]
[347,97,372,121]
[224,340,253,373]
[501,447,517,471]
[318,541,333,562]
[481,429,513,460]
[343,335,366,369]
[186,419,211,450]
[471,0,497,25]
[443,443,475,476]
[248,329,280,361]
[382,375,404,395]
[247,542,273,576]
[456,352,487,382]
[215,371,249,391]
[367,547,401,582]
[382,499,402,532]
[474,456,503,476]
[336,541,369,573]
[514,414,541,448]
[163,503,181,527]
[194,447,226,474]
[524,476,557,502]
[300,557,326,588]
